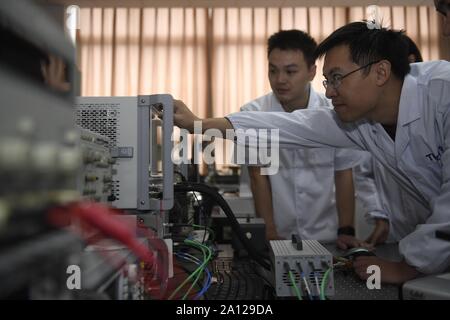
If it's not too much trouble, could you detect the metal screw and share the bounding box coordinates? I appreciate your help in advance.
[140,200,145,205]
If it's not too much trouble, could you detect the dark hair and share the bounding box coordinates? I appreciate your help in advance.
[403,35,423,62]
[315,21,411,79]
[435,0,449,17]
[268,30,317,66]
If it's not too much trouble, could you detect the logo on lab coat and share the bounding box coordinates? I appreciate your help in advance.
[425,146,444,164]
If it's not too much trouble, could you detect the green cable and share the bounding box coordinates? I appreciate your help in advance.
[320,267,332,301]
[181,242,206,300]
[288,270,302,300]
[168,239,211,300]
[168,258,202,299]
[182,241,212,299]
[175,253,204,292]
[183,240,212,299]
[168,240,205,300]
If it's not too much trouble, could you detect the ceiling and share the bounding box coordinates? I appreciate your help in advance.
[39,0,435,8]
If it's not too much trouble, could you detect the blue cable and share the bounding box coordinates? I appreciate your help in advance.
[177,252,212,300]
[177,251,212,300]
[195,266,211,299]
[174,252,212,300]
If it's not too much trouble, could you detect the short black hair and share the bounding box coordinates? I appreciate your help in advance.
[403,35,423,62]
[315,21,411,79]
[435,0,449,17]
[268,30,317,67]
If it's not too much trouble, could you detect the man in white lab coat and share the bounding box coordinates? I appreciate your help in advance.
[241,30,386,248]
[172,21,450,284]
[351,35,425,244]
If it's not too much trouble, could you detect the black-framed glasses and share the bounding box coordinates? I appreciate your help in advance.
[322,60,381,90]
[435,0,450,17]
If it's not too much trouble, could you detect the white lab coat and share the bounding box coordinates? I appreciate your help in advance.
[241,87,382,241]
[353,154,429,242]
[227,61,450,274]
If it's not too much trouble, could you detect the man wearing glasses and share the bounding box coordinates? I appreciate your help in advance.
[435,0,450,36]
[240,30,386,250]
[173,22,450,284]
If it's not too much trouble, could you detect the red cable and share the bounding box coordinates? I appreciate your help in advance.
[49,202,171,298]
[75,203,154,264]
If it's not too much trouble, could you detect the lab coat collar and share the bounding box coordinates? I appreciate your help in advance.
[280,84,322,110]
[307,85,320,109]
[398,74,422,127]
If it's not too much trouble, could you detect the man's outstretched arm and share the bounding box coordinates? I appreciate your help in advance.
[174,100,233,134]
[174,99,359,150]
